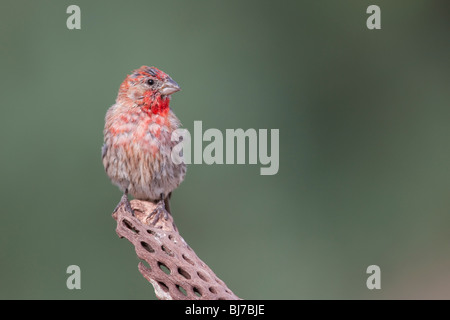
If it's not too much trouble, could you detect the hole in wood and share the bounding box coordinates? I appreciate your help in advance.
[161,245,174,257]
[209,287,217,294]
[140,241,155,253]
[158,281,169,292]
[193,287,202,297]
[182,254,195,266]
[177,285,188,296]
[122,219,139,234]
[178,267,191,280]
[197,271,209,282]
[158,261,171,275]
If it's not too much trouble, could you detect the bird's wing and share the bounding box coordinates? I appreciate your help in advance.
[101,144,108,159]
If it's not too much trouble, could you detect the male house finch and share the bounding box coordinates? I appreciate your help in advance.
[102,66,186,222]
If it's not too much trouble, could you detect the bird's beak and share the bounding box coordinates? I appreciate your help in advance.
[160,78,181,96]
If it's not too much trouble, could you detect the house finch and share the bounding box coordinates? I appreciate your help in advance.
[102,66,186,222]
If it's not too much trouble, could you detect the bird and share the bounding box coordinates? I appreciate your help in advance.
[102,66,186,223]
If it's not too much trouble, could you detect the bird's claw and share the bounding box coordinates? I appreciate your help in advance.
[150,200,168,225]
[113,192,134,216]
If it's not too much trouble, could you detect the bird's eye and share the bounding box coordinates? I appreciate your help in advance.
[147,79,155,85]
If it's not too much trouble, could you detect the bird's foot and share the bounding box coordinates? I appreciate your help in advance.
[113,192,134,216]
[150,199,169,225]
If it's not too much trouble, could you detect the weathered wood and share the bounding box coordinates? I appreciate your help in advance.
[112,199,240,300]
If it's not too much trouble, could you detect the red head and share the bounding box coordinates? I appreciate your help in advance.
[117,66,180,116]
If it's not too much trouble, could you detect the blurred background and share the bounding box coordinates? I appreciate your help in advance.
[1,0,449,299]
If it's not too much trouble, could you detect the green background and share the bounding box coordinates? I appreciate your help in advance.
[1,0,449,299]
